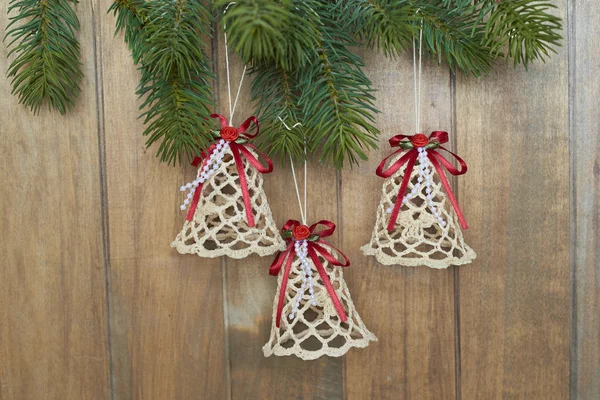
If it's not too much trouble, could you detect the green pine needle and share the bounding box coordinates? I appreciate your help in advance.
[299,4,380,168]
[485,0,562,68]
[5,0,83,114]
[335,0,419,57]
[249,63,308,164]
[104,0,563,168]
[109,0,215,166]
[217,0,322,71]
[108,0,149,63]
[419,2,494,77]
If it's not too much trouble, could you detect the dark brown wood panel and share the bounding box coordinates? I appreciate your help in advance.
[571,1,600,398]
[0,1,111,399]
[99,2,226,398]
[343,51,457,400]
[455,1,570,398]
[213,33,344,399]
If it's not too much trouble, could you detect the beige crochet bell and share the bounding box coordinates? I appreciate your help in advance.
[172,143,285,259]
[264,240,376,360]
[362,150,476,269]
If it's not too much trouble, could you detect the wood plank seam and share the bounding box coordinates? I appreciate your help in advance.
[567,1,578,399]
[90,1,115,398]
[450,69,462,400]
[337,169,348,400]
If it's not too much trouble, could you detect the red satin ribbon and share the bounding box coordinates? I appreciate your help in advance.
[185,114,273,227]
[376,131,469,232]
[269,220,350,328]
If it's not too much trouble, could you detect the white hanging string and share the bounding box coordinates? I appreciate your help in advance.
[279,117,314,320]
[278,116,307,225]
[223,2,246,125]
[412,23,423,133]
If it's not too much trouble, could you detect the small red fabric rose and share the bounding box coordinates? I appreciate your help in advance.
[410,133,429,147]
[220,126,239,142]
[292,225,311,240]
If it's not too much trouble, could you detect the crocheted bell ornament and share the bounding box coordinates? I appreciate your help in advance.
[172,114,285,259]
[264,220,376,360]
[362,131,476,269]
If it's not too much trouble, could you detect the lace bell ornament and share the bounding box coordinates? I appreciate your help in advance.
[172,114,285,259]
[362,131,476,269]
[264,220,376,360]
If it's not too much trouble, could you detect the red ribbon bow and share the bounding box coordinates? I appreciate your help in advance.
[186,114,273,227]
[376,131,469,232]
[269,220,350,328]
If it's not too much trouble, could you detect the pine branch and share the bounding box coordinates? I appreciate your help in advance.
[105,0,563,168]
[136,0,215,166]
[108,0,149,63]
[419,1,494,77]
[485,0,562,68]
[5,0,83,114]
[109,0,215,166]
[216,0,321,71]
[249,63,307,163]
[335,0,418,57]
[299,4,380,168]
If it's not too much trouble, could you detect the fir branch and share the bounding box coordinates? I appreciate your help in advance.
[335,0,418,57]
[419,1,494,77]
[5,0,83,114]
[249,63,307,163]
[299,4,380,168]
[485,0,562,68]
[216,0,321,71]
[108,0,149,63]
[137,0,215,166]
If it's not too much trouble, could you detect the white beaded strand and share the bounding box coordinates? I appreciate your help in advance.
[386,146,446,227]
[289,239,317,320]
[419,147,446,226]
[179,139,229,211]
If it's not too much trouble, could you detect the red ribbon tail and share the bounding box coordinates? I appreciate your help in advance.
[186,182,204,221]
[429,155,469,230]
[235,144,273,174]
[387,154,417,232]
[275,248,295,328]
[307,247,347,323]
[312,241,350,267]
[230,144,255,227]
[237,116,259,139]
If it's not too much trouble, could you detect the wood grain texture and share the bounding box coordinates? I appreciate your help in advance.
[571,0,600,398]
[343,51,457,400]
[0,1,111,399]
[4,0,600,398]
[98,1,226,398]
[214,34,344,400]
[456,1,570,398]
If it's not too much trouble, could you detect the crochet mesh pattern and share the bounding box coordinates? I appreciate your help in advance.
[362,155,476,269]
[263,245,377,360]
[172,147,285,259]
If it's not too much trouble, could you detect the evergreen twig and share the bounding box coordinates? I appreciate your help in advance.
[485,0,562,68]
[299,4,380,167]
[217,0,322,71]
[109,0,215,166]
[102,0,563,168]
[250,64,307,163]
[5,0,83,114]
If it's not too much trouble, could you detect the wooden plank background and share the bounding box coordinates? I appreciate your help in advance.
[1,0,598,399]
